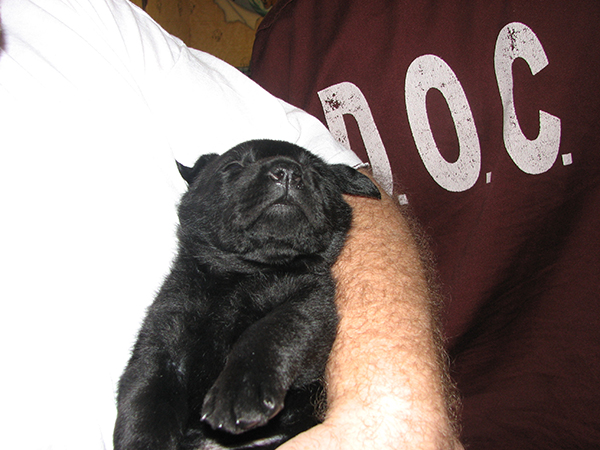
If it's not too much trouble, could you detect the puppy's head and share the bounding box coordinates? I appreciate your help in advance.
[177,140,380,271]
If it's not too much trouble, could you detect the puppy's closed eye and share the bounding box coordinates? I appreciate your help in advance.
[221,160,245,174]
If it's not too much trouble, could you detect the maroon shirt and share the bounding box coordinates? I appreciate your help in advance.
[251,0,600,448]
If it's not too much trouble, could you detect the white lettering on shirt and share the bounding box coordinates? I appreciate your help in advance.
[494,22,562,175]
[405,54,481,192]
[318,82,394,196]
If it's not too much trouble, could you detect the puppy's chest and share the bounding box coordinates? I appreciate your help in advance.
[205,273,315,315]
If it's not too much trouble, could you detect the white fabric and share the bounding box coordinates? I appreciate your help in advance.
[0,0,361,448]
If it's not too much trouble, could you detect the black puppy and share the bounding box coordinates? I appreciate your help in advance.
[114,140,380,450]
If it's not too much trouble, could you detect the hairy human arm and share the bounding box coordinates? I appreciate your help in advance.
[279,173,463,449]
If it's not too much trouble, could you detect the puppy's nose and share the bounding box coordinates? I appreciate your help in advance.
[268,163,303,189]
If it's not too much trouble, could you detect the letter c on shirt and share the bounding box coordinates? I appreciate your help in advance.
[494,22,561,175]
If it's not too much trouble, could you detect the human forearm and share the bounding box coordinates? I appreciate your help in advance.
[328,178,461,448]
[280,173,462,449]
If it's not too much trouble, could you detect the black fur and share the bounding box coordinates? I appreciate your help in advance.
[114,140,380,450]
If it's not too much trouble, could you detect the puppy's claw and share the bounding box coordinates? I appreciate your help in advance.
[261,397,271,408]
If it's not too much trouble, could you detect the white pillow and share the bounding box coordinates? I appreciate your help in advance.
[0,1,360,449]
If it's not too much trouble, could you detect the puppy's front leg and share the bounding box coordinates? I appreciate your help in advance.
[201,283,337,435]
[114,334,188,450]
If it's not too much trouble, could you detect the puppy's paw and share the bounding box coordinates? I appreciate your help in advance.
[201,368,286,435]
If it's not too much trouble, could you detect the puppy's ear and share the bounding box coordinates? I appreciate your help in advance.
[330,165,382,199]
[177,154,219,184]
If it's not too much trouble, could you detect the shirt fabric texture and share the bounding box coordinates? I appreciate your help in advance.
[251,1,600,448]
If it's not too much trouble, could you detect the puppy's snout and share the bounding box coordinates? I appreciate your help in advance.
[268,163,303,189]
